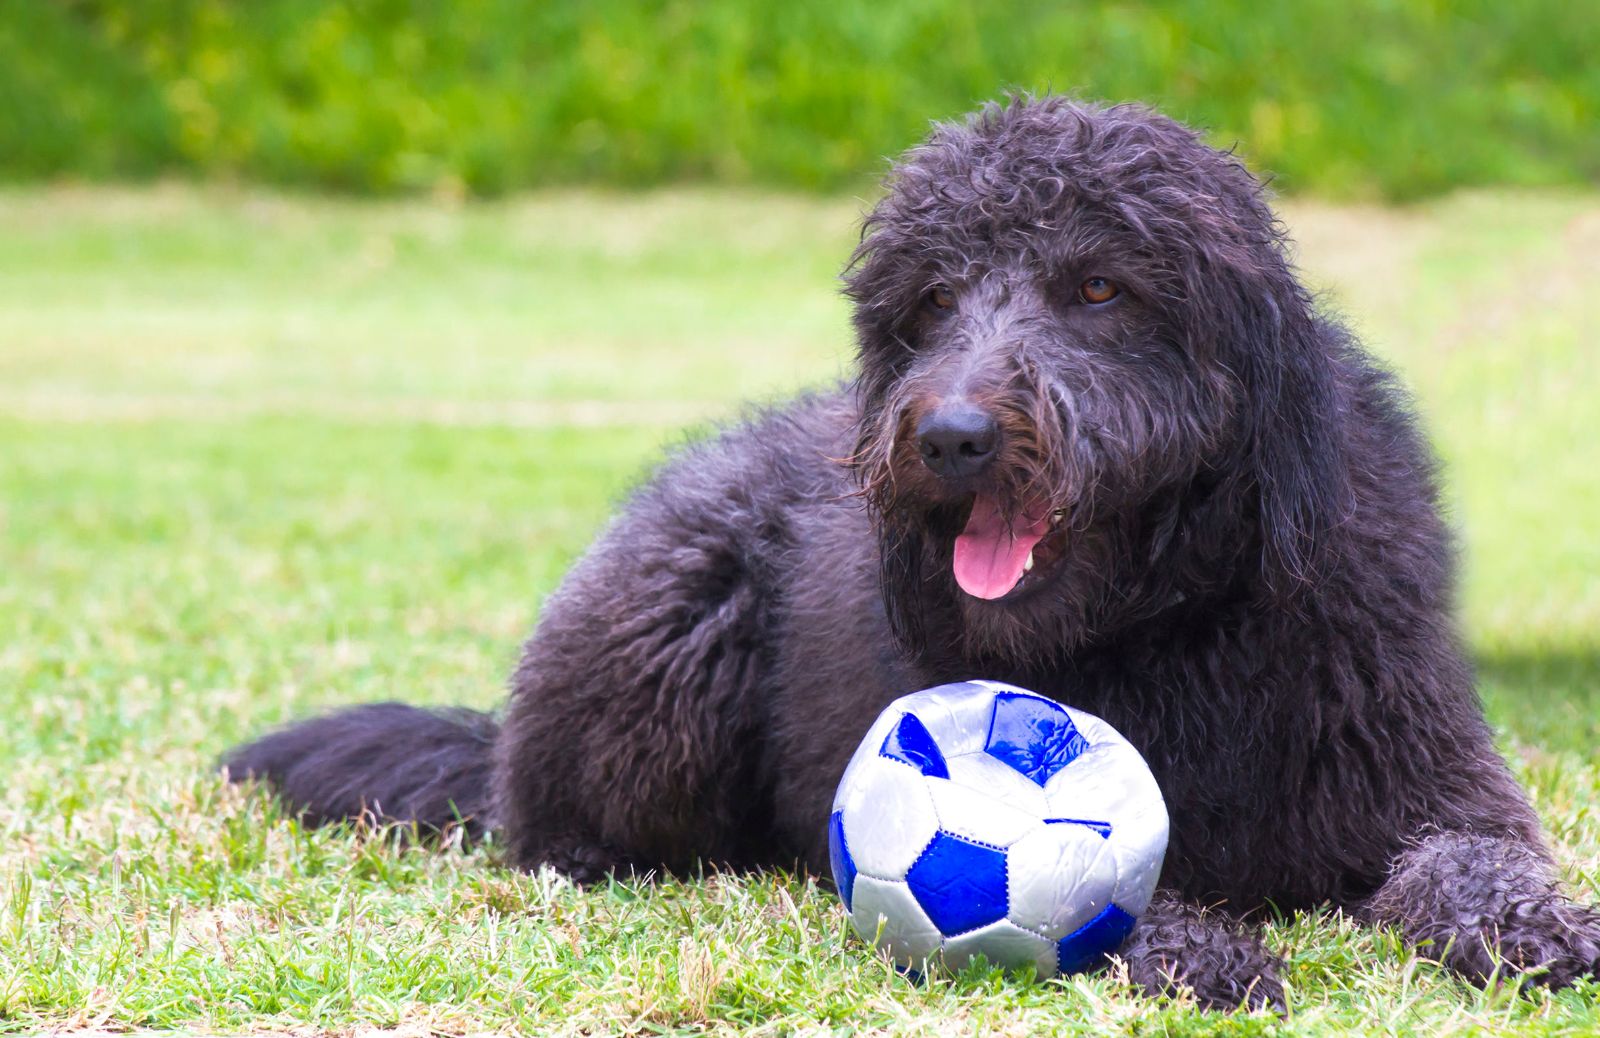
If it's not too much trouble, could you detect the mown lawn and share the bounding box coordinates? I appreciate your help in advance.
[1,185,1597,1035]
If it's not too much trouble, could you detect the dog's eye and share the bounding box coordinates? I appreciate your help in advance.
[1079,277,1120,305]
[926,284,956,312]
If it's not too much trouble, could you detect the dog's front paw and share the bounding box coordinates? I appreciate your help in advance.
[1439,898,1600,989]
[1120,892,1286,1012]
[1366,830,1600,990]
[535,841,636,886]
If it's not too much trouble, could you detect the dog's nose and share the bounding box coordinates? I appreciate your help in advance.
[916,404,999,479]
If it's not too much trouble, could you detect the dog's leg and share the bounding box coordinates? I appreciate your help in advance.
[1361,831,1600,987]
[492,449,789,879]
[495,563,774,878]
[1116,891,1285,1011]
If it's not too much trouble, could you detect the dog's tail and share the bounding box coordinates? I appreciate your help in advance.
[222,702,500,839]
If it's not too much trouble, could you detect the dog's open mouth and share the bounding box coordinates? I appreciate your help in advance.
[952,493,1067,600]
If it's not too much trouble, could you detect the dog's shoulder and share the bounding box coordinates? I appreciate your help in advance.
[635,384,859,507]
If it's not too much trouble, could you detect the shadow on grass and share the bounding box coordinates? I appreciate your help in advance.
[1476,646,1600,756]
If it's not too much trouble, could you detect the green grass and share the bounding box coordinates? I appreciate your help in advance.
[1,185,1598,1034]
[6,1,1600,198]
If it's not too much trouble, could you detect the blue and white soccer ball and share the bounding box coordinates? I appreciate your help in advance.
[828,680,1169,978]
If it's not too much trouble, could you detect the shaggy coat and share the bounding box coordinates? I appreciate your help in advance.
[228,97,1600,1009]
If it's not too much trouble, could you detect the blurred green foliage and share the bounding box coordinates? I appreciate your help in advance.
[3,0,1597,198]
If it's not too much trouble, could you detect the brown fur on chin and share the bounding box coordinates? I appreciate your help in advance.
[224,95,1600,1011]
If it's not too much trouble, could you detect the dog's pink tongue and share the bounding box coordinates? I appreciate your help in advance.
[953,494,1050,600]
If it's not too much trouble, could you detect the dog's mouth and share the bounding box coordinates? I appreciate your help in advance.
[952,492,1069,601]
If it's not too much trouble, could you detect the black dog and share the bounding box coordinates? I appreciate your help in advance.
[228,97,1600,1009]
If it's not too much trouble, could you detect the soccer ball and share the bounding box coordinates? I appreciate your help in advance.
[828,680,1168,978]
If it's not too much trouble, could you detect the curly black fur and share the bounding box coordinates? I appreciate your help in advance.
[1123,893,1286,1011]
[1362,831,1600,988]
[225,96,1600,1010]
[225,702,498,837]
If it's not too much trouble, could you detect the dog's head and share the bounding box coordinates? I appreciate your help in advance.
[846,96,1352,663]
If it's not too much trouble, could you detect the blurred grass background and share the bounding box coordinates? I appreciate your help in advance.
[4,0,1599,198]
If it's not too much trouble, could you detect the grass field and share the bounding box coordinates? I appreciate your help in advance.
[10,2,1600,198]
[1,185,1598,1035]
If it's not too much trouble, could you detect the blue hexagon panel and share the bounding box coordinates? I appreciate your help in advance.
[905,831,1009,936]
[984,692,1091,786]
[1057,902,1137,974]
[827,810,857,912]
[879,712,949,779]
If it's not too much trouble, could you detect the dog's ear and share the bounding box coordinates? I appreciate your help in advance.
[1206,259,1354,597]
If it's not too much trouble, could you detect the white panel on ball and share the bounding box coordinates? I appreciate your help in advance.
[1043,743,1159,817]
[927,777,1041,849]
[1006,822,1119,940]
[849,875,943,968]
[940,918,1058,976]
[885,681,1001,758]
[836,755,940,880]
[1109,837,1165,918]
[942,751,1050,816]
[1044,743,1169,917]
[834,706,914,805]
